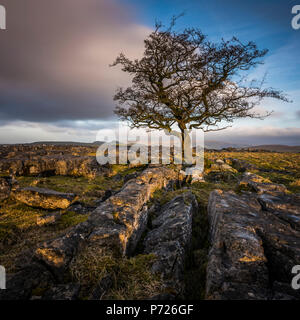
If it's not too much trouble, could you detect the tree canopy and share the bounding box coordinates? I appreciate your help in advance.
[112,20,288,141]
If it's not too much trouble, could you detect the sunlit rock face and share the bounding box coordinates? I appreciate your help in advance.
[144,192,198,298]
[32,166,183,279]
[0,144,108,178]
[206,189,300,300]
[210,160,237,173]
[0,156,105,179]
[87,166,184,257]
[239,172,288,195]
[12,187,77,210]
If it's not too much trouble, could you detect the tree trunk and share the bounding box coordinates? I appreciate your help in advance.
[180,128,185,164]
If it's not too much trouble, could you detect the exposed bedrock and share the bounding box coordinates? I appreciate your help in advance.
[0,262,56,300]
[85,166,184,257]
[257,193,300,231]
[12,187,77,210]
[210,159,237,173]
[0,166,184,299]
[205,158,238,183]
[0,156,108,178]
[144,192,198,298]
[239,172,288,194]
[0,176,18,201]
[206,189,300,300]
[227,158,258,172]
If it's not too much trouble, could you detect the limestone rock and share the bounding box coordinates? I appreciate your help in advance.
[36,212,61,226]
[184,167,205,184]
[229,158,258,172]
[144,192,198,297]
[13,187,77,210]
[35,221,92,279]
[0,263,54,300]
[88,166,182,256]
[206,189,300,300]
[258,193,300,231]
[0,176,18,201]
[215,159,225,165]
[209,159,237,173]
[34,166,182,278]
[239,172,287,195]
[0,143,109,178]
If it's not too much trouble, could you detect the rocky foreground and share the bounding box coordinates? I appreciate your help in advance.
[0,144,299,300]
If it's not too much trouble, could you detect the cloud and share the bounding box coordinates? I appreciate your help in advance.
[0,0,151,122]
[0,121,102,144]
[206,126,300,146]
[1,119,300,147]
[0,0,298,146]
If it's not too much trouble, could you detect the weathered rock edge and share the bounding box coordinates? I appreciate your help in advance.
[12,187,77,210]
[0,155,108,178]
[144,192,198,298]
[206,189,300,300]
[0,176,18,201]
[0,166,183,300]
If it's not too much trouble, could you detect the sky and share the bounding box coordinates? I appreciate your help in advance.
[0,0,299,145]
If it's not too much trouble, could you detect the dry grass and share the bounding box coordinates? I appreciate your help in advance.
[0,198,88,272]
[205,151,300,193]
[18,175,123,205]
[0,166,143,277]
[70,245,162,300]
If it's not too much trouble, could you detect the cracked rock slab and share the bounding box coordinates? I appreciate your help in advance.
[13,187,77,210]
[144,192,198,297]
[206,189,300,300]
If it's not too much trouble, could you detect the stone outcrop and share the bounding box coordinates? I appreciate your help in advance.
[239,172,287,194]
[228,158,258,172]
[206,189,300,300]
[0,156,107,178]
[35,166,183,276]
[87,166,183,255]
[0,166,183,300]
[258,192,300,232]
[0,143,98,159]
[0,176,18,201]
[144,192,198,297]
[34,221,93,280]
[36,212,62,226]
[0,143,110,178]
[183,167,204,184]
[0,262,55,300]
[206,159,237,183]
[210,159,237,173]
[12,187,77,210]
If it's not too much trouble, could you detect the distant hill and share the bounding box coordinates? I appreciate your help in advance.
[245,145,300,153]
[204,140,249,150]
[27,141,105,146]
[2,141,299,153]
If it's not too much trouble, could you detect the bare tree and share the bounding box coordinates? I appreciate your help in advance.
[111,19,288,161]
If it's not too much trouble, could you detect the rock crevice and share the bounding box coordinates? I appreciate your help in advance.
[143,192,198,298]
[0,166,184,300]
[206,186,300,300]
